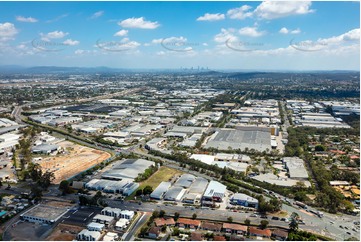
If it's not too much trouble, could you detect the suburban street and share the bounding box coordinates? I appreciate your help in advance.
[105,199,359,240]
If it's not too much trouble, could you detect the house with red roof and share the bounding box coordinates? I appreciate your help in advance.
[249,227,272,238]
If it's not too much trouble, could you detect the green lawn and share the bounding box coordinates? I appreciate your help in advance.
[126,166,183,200]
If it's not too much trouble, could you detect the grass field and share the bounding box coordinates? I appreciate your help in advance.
[127,166,183,200]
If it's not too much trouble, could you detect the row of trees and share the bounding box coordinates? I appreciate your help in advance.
[134,165,158,182]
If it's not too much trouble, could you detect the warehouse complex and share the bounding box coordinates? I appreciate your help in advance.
[204,127,271,152]
[85,158,155,196]
[150,175,227,206]
[101,158,155,180]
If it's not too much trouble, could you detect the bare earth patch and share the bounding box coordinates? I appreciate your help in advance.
[37,141,111,184]
[46,223,84,241]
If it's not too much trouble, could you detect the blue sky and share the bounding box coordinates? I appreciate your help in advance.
[0,1,359,70]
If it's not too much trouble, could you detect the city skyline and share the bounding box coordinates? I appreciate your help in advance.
[0,1,359,70]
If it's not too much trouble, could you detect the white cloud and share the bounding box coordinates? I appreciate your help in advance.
[152,36,187,44]
[279,27,289,34]
[96,38,141,52]
[41,30,68,40]
[280,27,301,34]
[291,28,301,34]
[74,49,94,55]
[214,28,238,43]
[287,29,360,53]
[227,5,253,19]
[0,22,18,41]
[254,1,314,20]
[118,17,159,29]
[317,28,360,45]
[63,39,79,46]
[342,28,360,41]
[114,29,128,37]
[16,16,38,23]
[239,27,265,37]
[90,11,104,19]
[197,13,225,21]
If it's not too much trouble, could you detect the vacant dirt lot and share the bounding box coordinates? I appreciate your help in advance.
[37,141,111,184]
[46,223,84,241]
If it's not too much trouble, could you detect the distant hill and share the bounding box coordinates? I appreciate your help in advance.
[0,65,358,77]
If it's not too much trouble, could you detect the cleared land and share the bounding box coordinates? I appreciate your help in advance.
[128,166,183,200]
[37,141,111,183]
[46,223,84,241]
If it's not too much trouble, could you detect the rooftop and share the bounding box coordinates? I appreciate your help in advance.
[21,204,69,221]
[204,128,271,152]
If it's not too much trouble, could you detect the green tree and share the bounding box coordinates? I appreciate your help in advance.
[152,210,160,218]
[260,220,269,229]
[143,185,153,195]
[192,213,197,220]
[38,171,55,189]
[79,195,89,206]
[174,212,180,221]
[59,180,71,195]
[227,216,233,223]
[315,144,326,151]
[31,185,43,201]
[289,217,298,232]
[139,226,149,238]
[135,189,143,196]
[244,219,251,226]
[159,210,166,218]
[172,227,180,236]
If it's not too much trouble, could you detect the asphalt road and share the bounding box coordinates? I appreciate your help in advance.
[123,212,150,241]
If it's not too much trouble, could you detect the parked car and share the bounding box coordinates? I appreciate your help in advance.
[272,216,279,220]
[250,214,258,217]
[260,215,268,219]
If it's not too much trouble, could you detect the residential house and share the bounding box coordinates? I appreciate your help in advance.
[154,217,175,227]
[272,229,288,241]
[148,226,161,239]
[200,222,222,232]
[249,227,272,238]
[176,218,201,230]
[222,223,248,235]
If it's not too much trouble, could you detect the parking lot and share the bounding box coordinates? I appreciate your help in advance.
[60,207,102,226]
[4,220,53,241]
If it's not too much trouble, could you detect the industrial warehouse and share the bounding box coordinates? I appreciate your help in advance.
[150,175,227,206]
[85,158,155,195]
[149,174,229,206]
[203,127,272,152]
[20,203,71,224]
